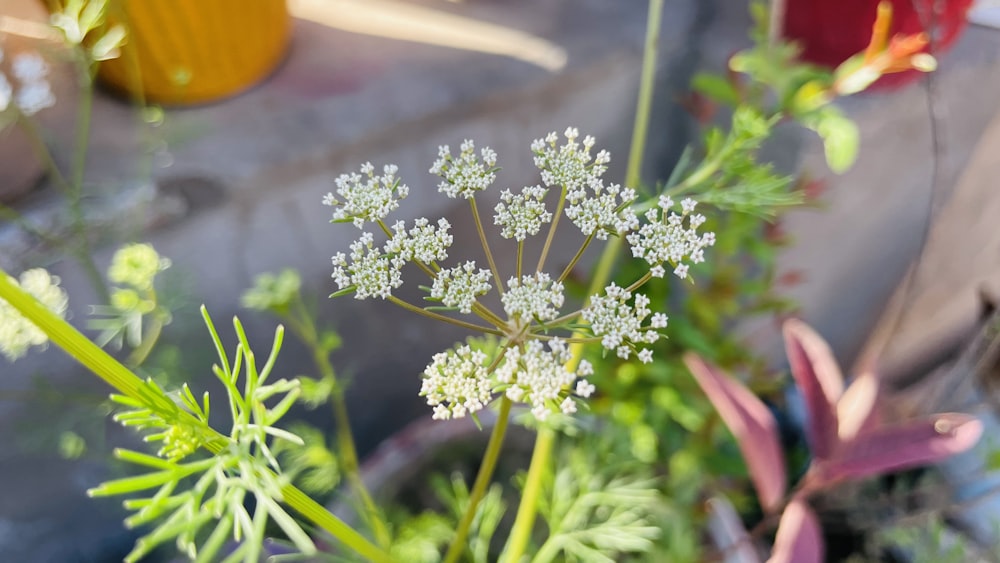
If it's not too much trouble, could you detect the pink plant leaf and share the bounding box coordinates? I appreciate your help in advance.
[684,353,787,511]
[706,496,763,563]
[766,500,824,563]
[819,413,983,483]
[783,320,844,461]
[836,370,880,443]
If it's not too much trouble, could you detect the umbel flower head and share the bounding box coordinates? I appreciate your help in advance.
[0,268,69,361]
[325,130,715,421]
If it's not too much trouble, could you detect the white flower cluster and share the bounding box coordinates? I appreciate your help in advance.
[420,345,493,420]
[531,127,609,192]
[431,261,492,314]
[501,273,564,323]
[496,339,594,421]
[0,269,69,362]
[565,181,639,240]
[626,196,716,279]
[493,185,551,241]
[582,283,666,363]
[331,232,401,299]
[429,139,498,199]
[332,218,454,299]
[324,162,408,228]
[385,218,452,264]
[1,50,56,117]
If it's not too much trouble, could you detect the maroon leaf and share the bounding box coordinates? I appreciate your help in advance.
[819,413,983,483]
[684,353,787,511]
[783,320,843,461]
[767,500,823,563]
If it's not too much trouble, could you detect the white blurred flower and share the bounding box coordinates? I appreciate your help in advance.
[14,82,55,116]
[0,269,69,362]
[108,243,171,291]
[0,74,11,113]
[11,53,47,83]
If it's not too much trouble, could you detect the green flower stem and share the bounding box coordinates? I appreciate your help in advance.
[556,232,595,283]
[507,2,664,559]
[288,298,392,549]
[624,0,664,190]
[388,295,503,336]
[471,302,508,330]
[443,396,514,563]
[517,240,524,279]
[470,198,505,295]
[535,188,566,273]
[0,271,394,562]
[624,270,654,294]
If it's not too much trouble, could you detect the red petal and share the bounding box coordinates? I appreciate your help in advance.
[820,413,983,483]
[767,500,824,563]
[684,354,787,511]
[783,320,843,461]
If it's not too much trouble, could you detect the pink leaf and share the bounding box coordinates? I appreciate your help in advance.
[819,413,983,483]
[767,500,824,563]
[706,496,763,563]
[783,320,843,461]
[685,353,787,511]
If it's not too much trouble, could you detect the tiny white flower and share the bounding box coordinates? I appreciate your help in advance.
[420,345,493,420]
[638,349,653,364]
[575,380,595,398]
[626,196,714,281]
[494,185,552,241]
[673,264,689,279]
[560,396,577,414]
[532,128,607,193]
[331,232,402,299]
[430,261,492,314]
[502,273,564,322]
[430,140,497,199]
[385,217,453,264]
[325,162,409,228]
[496,339,590,422]
[582,283,663,362]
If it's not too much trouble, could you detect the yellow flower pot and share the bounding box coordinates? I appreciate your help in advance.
[98,0,291,105]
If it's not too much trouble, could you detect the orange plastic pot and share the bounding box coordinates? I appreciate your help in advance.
[98,0,291,105]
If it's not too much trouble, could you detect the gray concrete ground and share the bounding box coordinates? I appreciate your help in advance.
[2,0,1000,560]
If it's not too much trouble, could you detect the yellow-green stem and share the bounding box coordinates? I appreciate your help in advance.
[470,198,504,294]
[506,2,664,559]
[442,397,514,563]
[517,241,524,279]
[388,295,503,335]
[127,311,164,368]
[557,233,595,283]
[0,272,394,562]
[535,189,566,273]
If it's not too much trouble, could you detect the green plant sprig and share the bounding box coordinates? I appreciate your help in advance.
[0,272,394,562]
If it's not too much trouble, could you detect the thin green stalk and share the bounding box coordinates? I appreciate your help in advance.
[624,270,654,294]
[535,189,566,273]
[506,2,664,560]
[470,198,504,294]
[289,298,392,548]
[0,271,394,562]
[517,241,524,279]
[442,397,514,563]
[625,0,664,190]
[388,295,503,335]
[556,233,595,283]
[127,311,165,368]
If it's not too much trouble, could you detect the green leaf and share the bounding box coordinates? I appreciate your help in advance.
[691,73,739,106]
[806,109,860,173]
